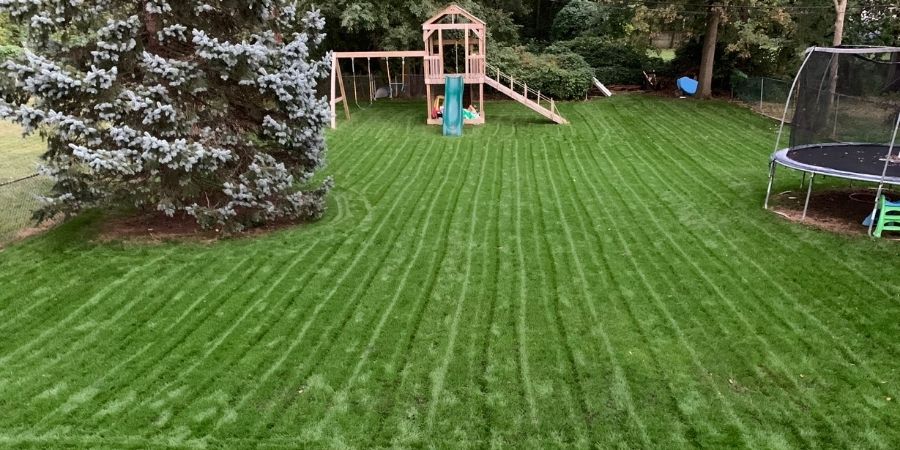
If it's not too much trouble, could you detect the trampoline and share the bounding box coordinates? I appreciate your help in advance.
[764,46,900,234]
[773,143,900,185]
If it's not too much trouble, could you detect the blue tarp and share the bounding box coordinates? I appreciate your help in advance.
[677,77,698,96]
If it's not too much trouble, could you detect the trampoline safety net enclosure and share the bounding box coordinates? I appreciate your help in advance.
[791,48,900,152]
[766,46,900,220]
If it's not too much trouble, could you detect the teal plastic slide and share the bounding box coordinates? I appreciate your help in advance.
[443,76,464,137]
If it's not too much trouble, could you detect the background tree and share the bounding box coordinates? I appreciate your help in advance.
[0,1,333,231]
[307,0,522,52]
[639,1,795,97]
[551,0,631,41]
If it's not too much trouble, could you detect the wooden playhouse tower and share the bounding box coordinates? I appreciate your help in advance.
[422,5,486,125]
[330,4,567,129]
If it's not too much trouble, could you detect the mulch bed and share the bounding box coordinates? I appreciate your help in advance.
[770,188,899,237]
[96,211,306,244]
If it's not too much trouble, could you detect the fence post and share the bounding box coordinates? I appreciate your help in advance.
[759,78,764,110]
[832,94,840,137]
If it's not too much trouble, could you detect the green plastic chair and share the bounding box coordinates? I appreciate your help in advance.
[874,195,900,238]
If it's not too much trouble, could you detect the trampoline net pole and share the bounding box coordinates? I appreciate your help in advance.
[764,162,777,209]
[802,173,815,220]
[773,50,814,153]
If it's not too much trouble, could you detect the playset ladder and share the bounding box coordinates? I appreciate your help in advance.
[484,65,568,125]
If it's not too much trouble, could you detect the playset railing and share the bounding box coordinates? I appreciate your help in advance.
[425,56,443,82]
[485,63,560,118]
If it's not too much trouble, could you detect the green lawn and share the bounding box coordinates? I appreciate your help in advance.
[0,121,44,182]
[649,48,676,62]
[0,97,898,448]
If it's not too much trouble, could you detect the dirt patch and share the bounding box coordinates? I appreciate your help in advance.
[770,188,899,237]
[0,216,62,250]
[13,216,62,241]
[96,211,307,245]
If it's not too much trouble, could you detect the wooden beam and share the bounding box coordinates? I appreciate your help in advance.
[335,62,350,120]
[423,23,484,31]
[422,5,486,26]
[464,30,470,74]
[333,51,426,59]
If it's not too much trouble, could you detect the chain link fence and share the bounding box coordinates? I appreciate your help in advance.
[0,172,50,246]
[732,75,793,122]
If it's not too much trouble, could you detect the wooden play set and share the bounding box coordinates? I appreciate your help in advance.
[329,4,569,131]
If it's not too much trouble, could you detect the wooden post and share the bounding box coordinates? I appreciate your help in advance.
[336,62,350,120]
[524,83,528,99]
[479,82,484,124]
[464,29,470,75]
[386,58,393,99]
[426,84,432,124]
[330,53,337,129]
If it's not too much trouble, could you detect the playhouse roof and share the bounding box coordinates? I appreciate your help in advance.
[422,4,485,27]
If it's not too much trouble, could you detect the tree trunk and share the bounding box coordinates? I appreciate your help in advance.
[888,52,899,92]
[826,0,847,137]
[832,0,847,46]
[697,4,722,99]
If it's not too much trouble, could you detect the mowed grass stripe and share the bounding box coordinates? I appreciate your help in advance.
[425,144,493,428]
[41,248,285,429]
[215,138,457,435]
[304,138,497,445]
[269,139,478,437]
[564,105,758,445]
[520,143,597,444]
[556,144,702,446]
[572,103,888,446]
[513,143,591,444]
[371,143,485,444]
[588,135,844,447]
[600,105,900,382]
[535,139,655,447]
[616,101,900,301]
[0,250,176,366]
[599,115,894,443]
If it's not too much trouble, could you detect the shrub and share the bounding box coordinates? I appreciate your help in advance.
[0,44,21,61]
[548,37,668,85]
[489,46,593,100]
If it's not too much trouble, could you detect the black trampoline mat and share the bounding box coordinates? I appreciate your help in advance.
[785,144,900,180]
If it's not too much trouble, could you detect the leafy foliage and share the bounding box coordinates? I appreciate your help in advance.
[307,0,522,51]
[548,36,667,85]
[489,45,593,100]
[0,1,333,231]
[551,0,631,41]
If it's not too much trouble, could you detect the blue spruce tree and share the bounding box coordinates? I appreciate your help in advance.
[0,1,333,231]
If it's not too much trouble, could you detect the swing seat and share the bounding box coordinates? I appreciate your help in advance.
[374,86,391,99]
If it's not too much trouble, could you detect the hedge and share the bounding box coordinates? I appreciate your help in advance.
[488,46,593,100]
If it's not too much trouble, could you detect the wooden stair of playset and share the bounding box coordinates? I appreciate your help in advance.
[483,64,568,125]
